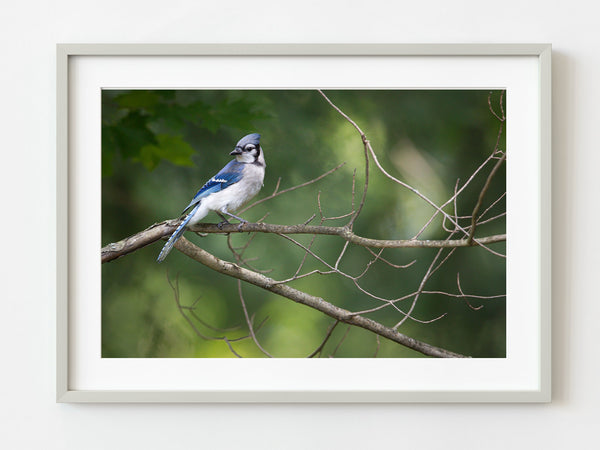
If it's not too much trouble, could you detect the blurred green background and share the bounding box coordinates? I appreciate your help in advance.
[101,89,506,358]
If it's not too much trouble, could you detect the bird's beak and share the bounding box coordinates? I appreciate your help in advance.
[230,147,242,155]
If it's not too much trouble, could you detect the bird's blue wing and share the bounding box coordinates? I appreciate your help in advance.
[181,160,244,213]
[158,161,244,262]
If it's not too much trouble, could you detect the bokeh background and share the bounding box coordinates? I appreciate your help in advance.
[101,89,506,358]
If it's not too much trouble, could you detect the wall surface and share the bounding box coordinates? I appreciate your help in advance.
[1,1,597,448]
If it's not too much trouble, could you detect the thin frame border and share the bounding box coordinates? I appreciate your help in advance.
[56,43,551,403]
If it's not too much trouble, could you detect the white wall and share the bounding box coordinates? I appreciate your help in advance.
[1,1,597,448]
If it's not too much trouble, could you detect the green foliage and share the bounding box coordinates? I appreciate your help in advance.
[139,134,195,171]
[101,90,271,175]
[101,89,506,358]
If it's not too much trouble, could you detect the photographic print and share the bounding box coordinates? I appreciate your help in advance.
[101,89,506,359]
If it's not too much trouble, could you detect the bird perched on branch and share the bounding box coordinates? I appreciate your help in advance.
[157,133,266,263]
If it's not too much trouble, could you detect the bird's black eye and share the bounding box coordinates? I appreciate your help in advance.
[244,144,256,152]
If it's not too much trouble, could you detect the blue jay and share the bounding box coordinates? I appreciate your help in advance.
[157,133,266,263]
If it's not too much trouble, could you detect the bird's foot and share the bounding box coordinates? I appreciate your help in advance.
[217,220,230,230]
[237,220,248,231]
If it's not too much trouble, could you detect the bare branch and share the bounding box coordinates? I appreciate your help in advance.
[467,153,507,245]
[488,90,506,122]
[478,192,506,222]
[193,223,506,250]
[330,325,352,357]
[363,247,416,269]
[373,335,381,358]
[102,220,180,263]
[318,90,472,238]
[475,211,506,227]
[411,141,501,240]
[394,245,447,330]
[237,280,274,357]
[173,236,468,358]
[307,320,340,358]
[101,220,506,263]
[239,162,346,214]
[184,308,242,333]
[167,271,245,357]
[317,90,369,228]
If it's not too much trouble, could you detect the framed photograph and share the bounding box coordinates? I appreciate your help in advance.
[57,44,551,402]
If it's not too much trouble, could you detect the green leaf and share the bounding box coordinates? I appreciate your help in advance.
[138,145,162,171]
[136,134,196,170]
[111,111,157,158]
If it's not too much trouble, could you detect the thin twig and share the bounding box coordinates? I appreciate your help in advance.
[363,247,417,269]
[488,90,506,122]
[167,271,245,357]
[394,245,448,330]
[373,335,381,358]
[184,308,242,333]
[476,211,506,227]
[478,192,506,222]
[317,90,368,228]
[307,320,340,358]
[239,162,346,214]
[237,280,274,357]
[330,325,352,357]
[467,153,507,245]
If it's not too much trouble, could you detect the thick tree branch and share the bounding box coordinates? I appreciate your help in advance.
[102,220,180,263]
[173,236,468,358]
[101,220,506,263]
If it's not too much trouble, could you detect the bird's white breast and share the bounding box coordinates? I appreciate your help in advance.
[201,163,264,213]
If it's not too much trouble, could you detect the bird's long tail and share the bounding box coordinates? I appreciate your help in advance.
[157,204,199,263]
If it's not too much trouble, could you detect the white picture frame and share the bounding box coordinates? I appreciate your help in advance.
[57,43,551,403]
